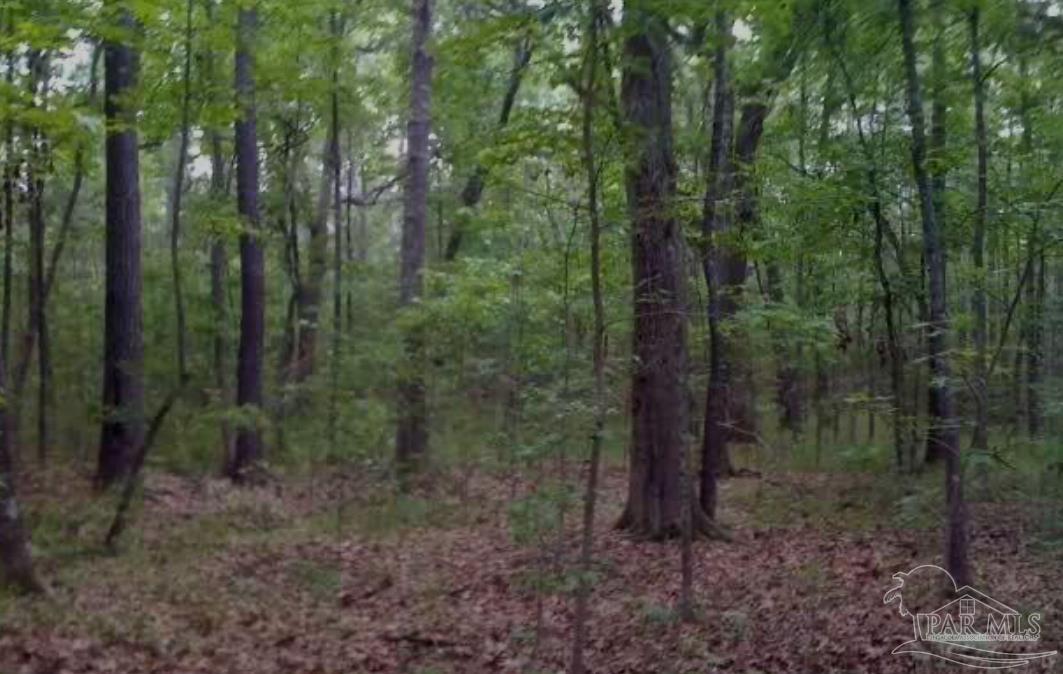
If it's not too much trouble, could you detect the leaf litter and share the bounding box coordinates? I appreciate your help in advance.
[0,465,1060,673]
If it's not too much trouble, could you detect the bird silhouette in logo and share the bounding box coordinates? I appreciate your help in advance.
[884,565,1056,669]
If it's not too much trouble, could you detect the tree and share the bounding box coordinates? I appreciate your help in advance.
[169,0,194,384]
[1,28,13,386]
[228,4,266,481]
[97,3,144,489]
[292,21,341,387]
[968,5,988,454]
[897,0,969,586]
[25,49,50,464]
[205,0,232,463]
[395,0,434,477]
[700,7,735,519]
[924,0,949,464]
[616,0,687,539]
[0,344,42,593]
[571,2,606,669]
[328,9,344,450]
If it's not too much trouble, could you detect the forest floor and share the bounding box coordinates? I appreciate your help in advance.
[1,461,1062,673]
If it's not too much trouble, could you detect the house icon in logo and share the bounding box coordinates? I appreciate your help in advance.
[885,565,1056,669]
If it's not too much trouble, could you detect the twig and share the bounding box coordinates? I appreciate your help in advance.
[103,381,185,549]
[343,170,406,206]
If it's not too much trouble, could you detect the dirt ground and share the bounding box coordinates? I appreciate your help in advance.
[1,464,1060,673]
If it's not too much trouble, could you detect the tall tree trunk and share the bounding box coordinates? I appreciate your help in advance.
[616,0,687,539]
[395,0,434,477]
[767,73,809,439]
[924,0,948,464]
[1028,252,1044,437]
[328,10,344,450]
[293,131,334,384]
[275,119,302,390]
[1019,55,1043,438]
[0,345,41,593]
[26,50,49,463]
[209,129,232,463]
[700,8,734,519]
[766,261,801,438]
[830,12,910,471]
[1014,60,1032,433]
[344,145,357,334]
[206,0,232,465]
[229,5,266,480]
[968,7,988,453]
[356,163,369,264]
[571,5,605,669]
[723,101,769,446]
[898,0,969,587]
[1,46,15,400]
[170,0,194,383]
[10,47,95,463]
[98,9,144,489]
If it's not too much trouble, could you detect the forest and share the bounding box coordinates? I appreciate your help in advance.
[0,0,1062,671]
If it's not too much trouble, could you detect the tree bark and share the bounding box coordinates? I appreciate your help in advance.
[617,0,687,539]
[328,11,344,450]
[924,0,948,464]
[766,263,801,437]
[0,346,42,593]
[1,46,14,402]
[344,143,357,333]
[1028,252,1044,437]
[766,73,809,439]
[396,0,434,477]
[26,50,50,464]
[725,100,769,443]
[229,6,266,480]
[700,8,734,519]
[571,5,605,669]
[292,131,334,384]
[968,7,988,453]
[205,0,232,465]
[10,46,95,463]
[275,118,302,392]
[98,8,145,489]
[170,0,194,383]
[897,0,969,587]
